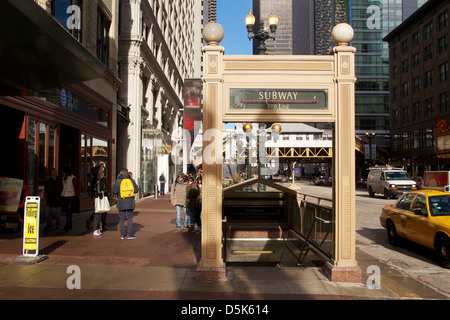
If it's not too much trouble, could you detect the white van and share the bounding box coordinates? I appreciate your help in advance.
[367,165,417,198]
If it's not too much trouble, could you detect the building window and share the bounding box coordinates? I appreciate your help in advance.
[97,9,111,66]
[439,11,448,30]
[426,128,434,147]
[440,62,448,81]
[393,109,398,126]
[80,135,108,195]
[424,45,433,61]
[413,102,421,120]
[439,35,448,54]
[402,82,409,98]
[440,91,449,112]
[425,97,434,117]
[413,31,420,47]
[51,0,82,42]
[403,106,410,123]
[402,39,409,54]
[402,59,409,73]
[413,76,421,94]
[425,22,432,40]
[425,70,433,88]
[413,53,420,68]
[27,119,57,196]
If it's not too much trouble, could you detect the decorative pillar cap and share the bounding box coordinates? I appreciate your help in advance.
[203,22,224,46]
[331,23,354,46]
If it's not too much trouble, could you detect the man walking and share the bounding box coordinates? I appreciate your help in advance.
[170,173,187,230]
[159,172,166,195]
[112,168,139,239]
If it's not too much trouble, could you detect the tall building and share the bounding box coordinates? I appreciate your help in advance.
[352,0,427,150]
[384,0,449,174]
[118,0,200,194]
[252,0,349,55]
[315,0,349,54]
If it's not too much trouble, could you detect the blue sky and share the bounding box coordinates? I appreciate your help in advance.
[216,0,253,55]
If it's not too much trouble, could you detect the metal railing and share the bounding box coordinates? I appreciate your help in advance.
[293,193,334,260]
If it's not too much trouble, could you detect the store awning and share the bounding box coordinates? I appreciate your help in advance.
[0,0,107,95]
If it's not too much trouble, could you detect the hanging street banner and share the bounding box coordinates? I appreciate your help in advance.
[23,196,41,256]
[230,89,328,110]
[183,79,202,166]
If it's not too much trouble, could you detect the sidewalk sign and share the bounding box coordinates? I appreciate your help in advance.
[22,196,40,257]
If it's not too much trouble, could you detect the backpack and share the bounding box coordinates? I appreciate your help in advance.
[120,178,135,198]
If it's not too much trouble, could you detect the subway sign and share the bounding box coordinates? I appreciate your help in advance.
[230,89,328,110]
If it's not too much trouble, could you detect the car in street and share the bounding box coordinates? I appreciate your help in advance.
[367,165,417,198]
[380,190,450,268]
[314,176,331,186]
[356,178,367,189]
[412,176,424,189]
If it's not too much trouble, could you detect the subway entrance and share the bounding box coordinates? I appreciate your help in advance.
[197,23,361,282]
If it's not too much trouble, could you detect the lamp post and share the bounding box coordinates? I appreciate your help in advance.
[243,123,253,179]
[245,11,278,55]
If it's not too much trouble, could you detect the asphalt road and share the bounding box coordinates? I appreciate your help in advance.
[294,181,450,298]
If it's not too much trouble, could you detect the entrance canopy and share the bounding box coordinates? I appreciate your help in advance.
[0,0,106,95]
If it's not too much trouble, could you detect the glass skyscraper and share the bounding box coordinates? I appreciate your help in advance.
[252,0,427,150]
[352,0,427,148]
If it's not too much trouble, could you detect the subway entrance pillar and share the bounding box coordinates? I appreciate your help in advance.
[196,22,361,283]
[195,23,227,281]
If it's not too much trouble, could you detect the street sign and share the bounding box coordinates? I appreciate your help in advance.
[22,196,40,257]
[230,89,328,110]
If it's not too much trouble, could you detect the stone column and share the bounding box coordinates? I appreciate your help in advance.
[325,24,362,283]
[196,23,227,281]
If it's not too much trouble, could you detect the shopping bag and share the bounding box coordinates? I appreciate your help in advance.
[95,192,110,213]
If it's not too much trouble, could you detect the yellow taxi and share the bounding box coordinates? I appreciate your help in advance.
[380,189,450,268]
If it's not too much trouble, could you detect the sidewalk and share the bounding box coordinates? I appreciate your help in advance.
[0,194,447,300]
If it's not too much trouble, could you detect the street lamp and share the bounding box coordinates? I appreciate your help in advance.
[243,123,253,179]
[245,11,278,55]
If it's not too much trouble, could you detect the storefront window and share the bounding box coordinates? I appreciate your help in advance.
[27,119,37,196]
[141,119,158,195]
[38,123,46,189]
[27,119,56,196]
[80,134,108,195]
[37,88,109,127]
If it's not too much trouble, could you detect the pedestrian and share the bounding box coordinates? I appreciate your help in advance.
[170,173,188,230]
[112,168,139,239]
[194,175,202,232]
[61,167,77,232]
[159,172,166,195]
[186,176,199,231]
[44,168,63,230]
[89,165,109,238]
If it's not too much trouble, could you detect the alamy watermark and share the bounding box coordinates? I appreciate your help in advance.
[170,127,280,176]
[66,265,81,290]
[367,5,381,30]
[366,265,381,289]
[66,5,81,30]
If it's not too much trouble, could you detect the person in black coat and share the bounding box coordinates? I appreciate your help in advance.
[88,165,109,238]
[112,168,139,239]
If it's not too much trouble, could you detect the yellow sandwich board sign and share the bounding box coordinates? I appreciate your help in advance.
[23,197,40,256]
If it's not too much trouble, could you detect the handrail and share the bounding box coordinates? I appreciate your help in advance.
[298,192,332,207]
[296,215,332,266]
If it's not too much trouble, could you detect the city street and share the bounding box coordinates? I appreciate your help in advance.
[295,180,450,298]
